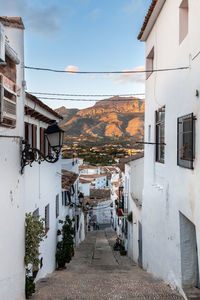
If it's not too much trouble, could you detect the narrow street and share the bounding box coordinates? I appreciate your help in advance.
[33,229,183,300]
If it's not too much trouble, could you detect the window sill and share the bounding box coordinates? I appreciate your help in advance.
[155,160,165,164]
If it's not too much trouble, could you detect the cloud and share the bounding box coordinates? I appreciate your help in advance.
[65,65,79,72]
[106,66,145,84]
[0,0,70,36]
[123,0,144,15]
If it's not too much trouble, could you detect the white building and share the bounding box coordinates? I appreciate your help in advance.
[124,153,144,264]
[80,174,107,189]
[0,17,25,300]
[61,169,85,246]
[138,0,200,296]
[89,189,112,225]
[61,157,85,246]
[61,157,79,174]
[79,178,91,197]
[24,92,63,281]
[79,164,100,175]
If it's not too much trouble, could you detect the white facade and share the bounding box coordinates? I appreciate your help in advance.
[80,166,99,175]
[24,94,63,281]
[94,199,113,225]
[79,180,91,197]
[61,160,85,246]
[125,157,144,263]
[140,0,200,294]
[0,20,25,300]
[62,158,79,174]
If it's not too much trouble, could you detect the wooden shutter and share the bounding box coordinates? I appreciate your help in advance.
[56,195,59,218]
[45,204,50,232]
[40,127,45,154]
[32,124,37,148]
[25,123,29,142]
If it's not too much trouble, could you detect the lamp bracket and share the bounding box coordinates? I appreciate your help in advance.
[21,140,60,174]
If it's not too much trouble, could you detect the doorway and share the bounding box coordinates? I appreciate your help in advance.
[179,212,199,288]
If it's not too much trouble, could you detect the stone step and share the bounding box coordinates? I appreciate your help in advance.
[184,288,200,300]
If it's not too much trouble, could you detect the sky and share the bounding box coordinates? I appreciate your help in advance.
[0,0,152,110]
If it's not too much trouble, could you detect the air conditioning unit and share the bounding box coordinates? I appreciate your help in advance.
[0,23,5,63]
[0,75,17,124]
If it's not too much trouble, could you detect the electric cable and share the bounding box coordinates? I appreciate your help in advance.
[24,65,189,74]
[35,97,145,102]
[28,92,145,97]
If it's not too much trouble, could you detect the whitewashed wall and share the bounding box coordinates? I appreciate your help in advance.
[79,182,90,196]
[142,0,200,293]
[0,25,25,300]
[126,158,144,262]
[94,200,112,224]
[61,158,79,174]
[24,108,62,281]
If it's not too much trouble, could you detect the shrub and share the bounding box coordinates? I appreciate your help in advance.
[25,213,46,298]
[56,215,75,268]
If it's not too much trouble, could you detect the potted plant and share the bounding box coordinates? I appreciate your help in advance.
[120,245,127,256]
[56,215,75,269]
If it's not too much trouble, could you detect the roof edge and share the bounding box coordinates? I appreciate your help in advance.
[26,92,63,120]
[0,17,25,29]
[138,0,166,41]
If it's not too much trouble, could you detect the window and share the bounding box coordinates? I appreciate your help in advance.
[56,194,59,218]
[33,208,39,219]
[0,72,17,128]
[179,0,188,44]
[177,113,195,169]
[155,106,165,163]
[45,204,50,232]
[146,47,154,79]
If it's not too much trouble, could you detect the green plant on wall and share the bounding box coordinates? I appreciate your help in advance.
[56,215,75,268]
[25,213,46,299]
[127,211,133,223]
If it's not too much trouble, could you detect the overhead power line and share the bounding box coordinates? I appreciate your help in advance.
[28,92,145,97]
[24,66,189,74]
[37,97,145,102]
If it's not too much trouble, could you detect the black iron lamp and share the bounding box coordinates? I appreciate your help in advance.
[44,121,64,151]
[21,121,64,173]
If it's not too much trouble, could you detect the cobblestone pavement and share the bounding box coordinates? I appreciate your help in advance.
[33,229,184,300]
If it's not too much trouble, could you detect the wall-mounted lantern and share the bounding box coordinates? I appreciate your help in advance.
[21,121,64,173]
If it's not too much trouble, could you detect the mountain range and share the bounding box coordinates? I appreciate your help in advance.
[55,96,144,143]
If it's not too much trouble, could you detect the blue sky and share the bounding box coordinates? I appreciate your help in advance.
[0,0,151,109]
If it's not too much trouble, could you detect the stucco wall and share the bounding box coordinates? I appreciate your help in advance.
[142,0,200,292]
[0,25,25,300]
